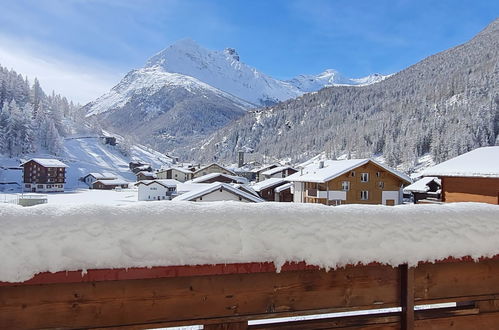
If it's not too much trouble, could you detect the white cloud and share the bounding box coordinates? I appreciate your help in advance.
[0,35,122,104]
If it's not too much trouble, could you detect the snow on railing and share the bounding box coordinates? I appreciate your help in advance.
[0,201,498,283]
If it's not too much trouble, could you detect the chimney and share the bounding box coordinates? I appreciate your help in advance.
[319,160,324,169]
[238,151,244,168]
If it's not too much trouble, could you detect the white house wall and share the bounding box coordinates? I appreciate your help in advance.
[138,183,171,201]
[382,190,402,205]
[293,182,304,203]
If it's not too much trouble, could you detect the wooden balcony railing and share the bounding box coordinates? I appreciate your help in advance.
[2,256,499,329]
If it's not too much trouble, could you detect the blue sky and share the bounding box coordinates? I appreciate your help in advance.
[0,0,497,103]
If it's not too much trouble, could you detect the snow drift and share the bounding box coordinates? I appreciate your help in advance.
[1,202,498,282]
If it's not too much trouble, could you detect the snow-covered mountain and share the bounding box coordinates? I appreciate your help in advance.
[83,39,387,154]
[288,70,389,93]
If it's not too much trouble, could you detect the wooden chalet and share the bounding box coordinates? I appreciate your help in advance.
[287,159,411,205]
[252,178,293,202]
[136,171,157,181]
[422,146,499,204]
[192,163,236,178]
[82,172,117,186]
[253,164,280,182]
[21,158,68,193]
[404,176,441,204]
[91,179,129,190]
[156,167,194,182]
[261,165,297,180]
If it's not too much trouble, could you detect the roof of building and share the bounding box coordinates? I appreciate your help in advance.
[251,163,280,173]
[136,171,157,178]
[173,182,264,203]
[135,179,180,188]
[261,165,296,176]
[93,179,129,186]
[231,183,260,197]
[422,146,499,178]
[195,163,236,175]
[22,158,68,168]
[252,178,288,192]
[157,166,194,174]
[285,158,411,184]
[403,177,441,193]
[275,182,293,193]
[189,172,248,184]
[85,172,117,180]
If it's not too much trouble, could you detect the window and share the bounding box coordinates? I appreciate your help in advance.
[376,172,382,178]
[341,181,350,191]
[25,184,30,188]
[360,191,369,200]
[150,187,157,190]
[37,185,43,188]
[168,187,175,192]
[377,181,384,189]
[350,171,355,177]
[360,173,369,182]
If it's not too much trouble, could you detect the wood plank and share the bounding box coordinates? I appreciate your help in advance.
[414,259,499,303]
[205,321,248,330]
[0,265,399,329]
[414,311,499,329]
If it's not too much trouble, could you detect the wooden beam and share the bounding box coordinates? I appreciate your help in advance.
[400,264,414,330]
[0,265,399,329]
[205,321,248,330]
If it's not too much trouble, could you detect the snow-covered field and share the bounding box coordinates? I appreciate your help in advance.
[1,201,498,283]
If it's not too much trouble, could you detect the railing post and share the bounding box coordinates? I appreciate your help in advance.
[400,264,415,330]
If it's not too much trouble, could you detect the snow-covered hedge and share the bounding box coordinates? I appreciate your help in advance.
[1,202,498,282]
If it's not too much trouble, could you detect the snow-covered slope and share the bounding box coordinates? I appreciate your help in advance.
[86,67,252,117]
[287,70,389,93]
[0,137,173,192]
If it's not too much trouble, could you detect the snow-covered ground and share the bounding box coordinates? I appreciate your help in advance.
[1,201,498,283]
[0,136,173,192]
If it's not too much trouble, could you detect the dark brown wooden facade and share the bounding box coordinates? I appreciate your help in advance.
[441,177,499,204]
[22,160,66,192]
[91,181,129,190]
[258,184,293,202]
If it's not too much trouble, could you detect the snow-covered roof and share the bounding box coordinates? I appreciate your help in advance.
[261,165,296,176]
[22,158,68,168]
[136,171,157,178]
[135,179,180,188]
[195,163,236,175]
[285,158,411,184]
[93,179,129,186]
[174,182,264,203]
[158,166,193,174]
[252,178,288,192]
[275,182,293,193]
[85,172,117,180]
[422,146,499,178]
[251,164,279,173]
[1,202,498,283]
[190,172,248,184]
[404,177,441,193]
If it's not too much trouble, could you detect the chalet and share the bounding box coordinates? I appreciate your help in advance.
[422,146,499,204]
[173,182,264,203]
[156,167,194,182]
[189,173,248,184]
[192,163,236,178]
[404,177,441,204]
[135,179,179,201]
[82,172,117,186]
[275,182,293,202]
[21,158,68,193]
[136,171,157,181]
[91,179,129,190]
[129,162,152,174]
[286,159,411,206]
[261,166,297,180]
[253,164,280,182]
[252,178,292,202]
